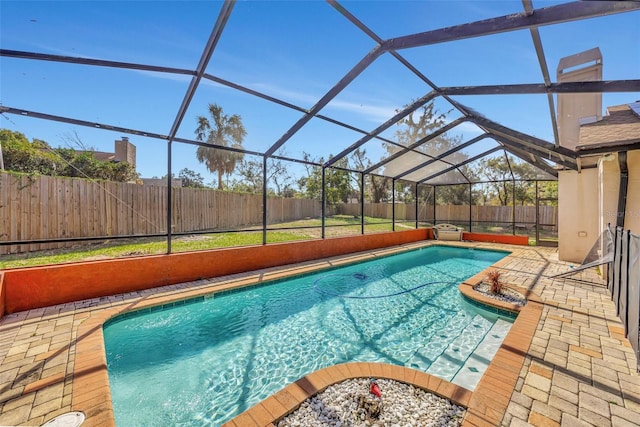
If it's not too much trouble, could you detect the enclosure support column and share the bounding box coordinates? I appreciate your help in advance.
[321,167,326,239]
[360,173,365,234]
[512,178,516,235]
[392,178,396,231]
[535,180,540,244]
[415,183,419,229]
[433,186,437,225]
[469,183,473,232]
[262,156,268,245]
[166,140,172,254]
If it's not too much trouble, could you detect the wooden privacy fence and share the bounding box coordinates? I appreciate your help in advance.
[0,173,322,254]
[337,203,557,227]
[0,173,557,254]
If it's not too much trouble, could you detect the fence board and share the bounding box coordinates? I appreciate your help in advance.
[337,201,557,229]
[0,173,558,255]
[0,173,328,254]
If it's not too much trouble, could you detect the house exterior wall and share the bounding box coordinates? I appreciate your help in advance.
[558,168,600,263]
[597,150,640,234]
[556,50,603,262]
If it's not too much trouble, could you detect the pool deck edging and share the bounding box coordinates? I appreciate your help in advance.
[68,241,532,427]
[224,260,544,427]
[222,362,473,427]
[4,243,637,427]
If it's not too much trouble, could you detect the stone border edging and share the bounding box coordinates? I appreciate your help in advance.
[68,241,541,427]
[222,362,473,427]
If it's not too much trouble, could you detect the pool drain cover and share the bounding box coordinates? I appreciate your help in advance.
[41,411,85,427]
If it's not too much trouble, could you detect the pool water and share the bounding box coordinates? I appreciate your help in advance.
[104,245,510,426]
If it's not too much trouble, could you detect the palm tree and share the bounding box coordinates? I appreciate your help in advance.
[194,103,246,190]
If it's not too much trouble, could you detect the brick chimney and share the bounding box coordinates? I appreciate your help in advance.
[115,136,136,170]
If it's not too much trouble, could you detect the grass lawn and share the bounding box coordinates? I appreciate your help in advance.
[0,215,409,269]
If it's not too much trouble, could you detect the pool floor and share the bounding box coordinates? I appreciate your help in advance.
[104,246,510,426]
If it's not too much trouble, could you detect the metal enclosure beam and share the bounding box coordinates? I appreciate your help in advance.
[364,117,468,174]
[325,91,438,167]
[394,134,492,180]
[469,114,577,159]
[419,146,503,184]
[522,0,560,146]
[383,1,640,50]
[264,45,384,157]
[0,49,195,76]
[165,1,236,253]
[499,143,559,178]
[439,80,640,95]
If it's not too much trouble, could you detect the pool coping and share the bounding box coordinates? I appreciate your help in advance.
[70,241,539,427]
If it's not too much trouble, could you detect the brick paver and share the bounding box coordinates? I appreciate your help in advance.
[0,243,638,426]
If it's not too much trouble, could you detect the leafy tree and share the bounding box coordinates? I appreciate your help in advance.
[160,169,206,188]
[478,156,513,205]
[1,129,61,174]
[178,168,206,188]
[350,148,390,203]
[387,101,473,205]
[231,158,263,194]
[229,157,294,196]
[477,156,548,205]
[436,183,473,205]
[0,129,138,181]
[195,103,246,190]
[394,102,450,148]
[298,152,352,204]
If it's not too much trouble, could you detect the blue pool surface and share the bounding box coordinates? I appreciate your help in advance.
[104,245,510,426]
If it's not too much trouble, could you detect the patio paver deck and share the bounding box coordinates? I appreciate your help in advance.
[0,242,638,426]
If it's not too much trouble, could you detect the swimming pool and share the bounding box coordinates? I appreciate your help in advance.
[104,245,510,426]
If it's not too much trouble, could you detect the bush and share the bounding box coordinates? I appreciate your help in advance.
[1,129,138,182]
[486,269,504,294]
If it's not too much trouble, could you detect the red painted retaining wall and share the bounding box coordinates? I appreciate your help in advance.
[2,229,428,315]
[462,232,529,246]
[0,272,5,318]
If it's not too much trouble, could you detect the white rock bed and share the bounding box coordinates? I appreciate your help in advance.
[277,378,465,427]
[473,283,527,306]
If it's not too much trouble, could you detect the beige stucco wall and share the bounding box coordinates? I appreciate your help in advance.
[598,150,640,234]
[559,150,640,262]
[558,168,600,262]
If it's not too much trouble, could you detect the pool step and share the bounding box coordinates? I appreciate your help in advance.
[405,312,479,372]
[424,315,493,381]
[450,318,512,390]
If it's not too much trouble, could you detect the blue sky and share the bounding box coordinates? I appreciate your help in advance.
[1,0,639,186]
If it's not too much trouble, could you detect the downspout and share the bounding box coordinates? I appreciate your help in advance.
[617,151,628,228]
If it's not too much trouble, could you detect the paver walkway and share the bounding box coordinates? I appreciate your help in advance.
[0,243,638,426]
